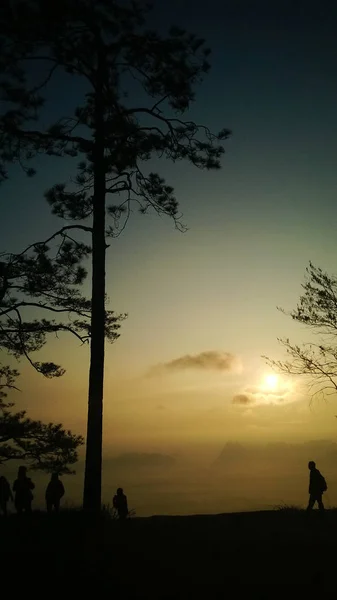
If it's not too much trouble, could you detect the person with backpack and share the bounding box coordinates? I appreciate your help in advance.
[307,461,327,511]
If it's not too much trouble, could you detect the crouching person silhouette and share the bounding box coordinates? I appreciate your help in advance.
[307,461,327,512]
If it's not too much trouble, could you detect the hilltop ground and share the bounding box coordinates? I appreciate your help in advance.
[1,509,336,596]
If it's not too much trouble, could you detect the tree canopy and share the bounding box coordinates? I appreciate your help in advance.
[0,228,125,377]
[265,262,337,400]
[0,365,83,473]
[0,0,230,223]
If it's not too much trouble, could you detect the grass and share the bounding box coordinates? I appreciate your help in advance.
[273,502,303,512]
[1,507,336,595]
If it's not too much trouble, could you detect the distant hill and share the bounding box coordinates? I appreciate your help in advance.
[108,452,176,469]
[213,441,337,474]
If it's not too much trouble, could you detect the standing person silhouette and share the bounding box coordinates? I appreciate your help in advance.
[307,461,327,511]
[0,475,13,516]
[13,466,35,514]
[113,487,129,520]
[45,473,65,513]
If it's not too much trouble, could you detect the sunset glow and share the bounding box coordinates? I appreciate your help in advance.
[2,0,337,519]
[263,374,279,391]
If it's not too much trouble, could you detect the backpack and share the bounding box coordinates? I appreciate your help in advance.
[320,474,328,492]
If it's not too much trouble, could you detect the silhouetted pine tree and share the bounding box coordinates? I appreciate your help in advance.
[0,0,230,511]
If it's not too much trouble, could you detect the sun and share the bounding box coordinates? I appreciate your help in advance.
[264,374,278,391]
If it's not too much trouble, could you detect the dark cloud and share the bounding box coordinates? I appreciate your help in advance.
[149,351,241,375]
[233,394,254,405]
[233,383,292,406]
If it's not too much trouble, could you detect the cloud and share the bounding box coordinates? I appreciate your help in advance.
[232,385,293,407]
[246,386,290,397]
[233,394,255,405]
[149,351,241,376]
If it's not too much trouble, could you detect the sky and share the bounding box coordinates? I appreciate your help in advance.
[2,0,337,514]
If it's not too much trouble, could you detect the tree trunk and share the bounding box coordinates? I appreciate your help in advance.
[83,67,106,513]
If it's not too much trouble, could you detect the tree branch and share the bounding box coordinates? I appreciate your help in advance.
[0,302,90,319]
[13,127,92,150]
[12,224,93,259]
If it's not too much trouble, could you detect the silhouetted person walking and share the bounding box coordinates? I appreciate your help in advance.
[0,475,13,516]
[13,466,35,514]
[45,473,65,513]
[307,461,327,511]
[113,487,128,520]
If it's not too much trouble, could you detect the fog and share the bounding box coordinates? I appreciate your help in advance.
[3,440,337,515]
